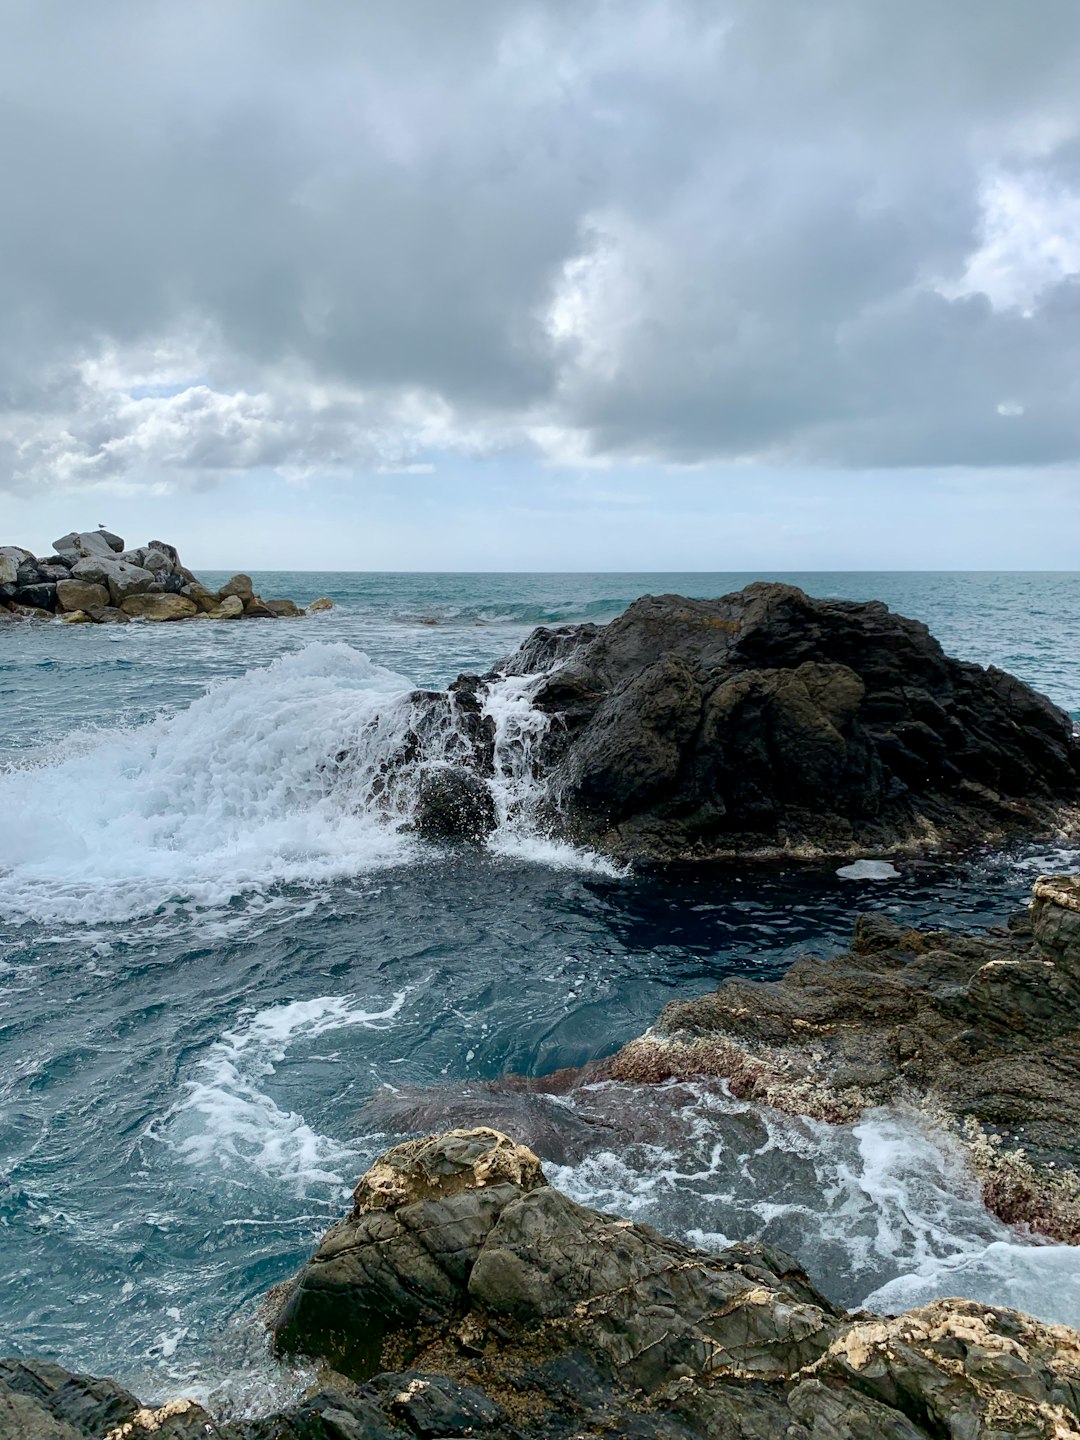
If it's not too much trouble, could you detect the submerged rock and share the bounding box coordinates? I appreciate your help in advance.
[605,871,1080,1243]
[414,584,1080,862]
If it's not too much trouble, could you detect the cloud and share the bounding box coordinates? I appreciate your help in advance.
[2,0,1080,493]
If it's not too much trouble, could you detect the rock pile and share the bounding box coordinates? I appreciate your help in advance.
[0,530,331,624]
[413,582,1080,858]
[8,1127,1080,1438]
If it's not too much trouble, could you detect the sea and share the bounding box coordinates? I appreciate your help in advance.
[2,570,1079,1416]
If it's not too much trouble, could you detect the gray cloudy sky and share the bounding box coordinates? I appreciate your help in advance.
[2,0,1079,567]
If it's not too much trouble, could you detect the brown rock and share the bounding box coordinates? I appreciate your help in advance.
[119,594,198,622]
[217,573,254,601]
[308,596,334,613]
[242,598,276,618]
[264,598,303,617]
[55,579,109,613]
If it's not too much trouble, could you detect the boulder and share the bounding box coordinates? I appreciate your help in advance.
[71,556,155,605]
[242,597,276,618]
[55,579,109,613]
[208,595,244,619]
[54,530,123,559]
[413,767,497,841]
[218,572,254,601]
[13,583,56,611]
[180,582,220,614]
[0,547,26,585]
[5,602,50,620]
[59,610,93,624]
[308,595,334,612]
[119,594,198,622]
[264,597,303,617]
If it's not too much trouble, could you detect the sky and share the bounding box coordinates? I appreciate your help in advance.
[2,0,1079,570]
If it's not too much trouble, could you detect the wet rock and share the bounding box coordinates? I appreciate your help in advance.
[308,596,334,613]
[432,584,1080,862]
[84,606,130,625]
[60,609,94,624]
[119,594,199,622]
[264,598,303,617]
[0,1356,140,1437]
[242,598,276,618]
[56,579,110,613]
[412,768,497,842]
[605,871,1080,1242]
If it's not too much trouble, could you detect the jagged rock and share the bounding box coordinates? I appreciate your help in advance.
[264,598,302,617]
[412,768,497,841]
[417,584,1080,862]
[0,1357,140,1438]
[266,1128,1080,1439]
[56,579,110,613]
[60,609,94,624]
[308,596,334,613]
[218,573,254,601]
[605,871,1080,1243]
[4,602,50,620]
[119,594,198,622]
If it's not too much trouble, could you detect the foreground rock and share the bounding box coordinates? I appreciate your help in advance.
[10,1127,1080,1438]
[0,530,324,624]
[602,872,1080,1245]
[408,584,1080,859]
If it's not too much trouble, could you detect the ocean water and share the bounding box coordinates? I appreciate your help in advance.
[1,570,1079,1414]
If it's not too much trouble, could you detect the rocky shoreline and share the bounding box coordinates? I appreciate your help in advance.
[0,530,332,624]
[7,1125,1080,1438]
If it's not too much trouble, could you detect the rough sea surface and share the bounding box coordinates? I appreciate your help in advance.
[2,571,1079,1416]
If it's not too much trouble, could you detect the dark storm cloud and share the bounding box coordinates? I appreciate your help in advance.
[1,0,1079,490]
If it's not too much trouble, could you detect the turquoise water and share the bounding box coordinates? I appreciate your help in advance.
[1,572,1079,1414]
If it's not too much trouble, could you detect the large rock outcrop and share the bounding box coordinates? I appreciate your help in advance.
[420,584,1080,859]
[8,1127,1080,1436]
[1,530,316,625]
[603,872,1080,1244]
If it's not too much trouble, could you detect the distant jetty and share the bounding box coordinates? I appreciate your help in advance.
[0,530,332,623]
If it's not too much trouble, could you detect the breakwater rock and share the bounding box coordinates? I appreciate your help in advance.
[9,1126,1080,1437]
[0,531,330,624]
[406,582,1080,860]
[606,872,1080,1245]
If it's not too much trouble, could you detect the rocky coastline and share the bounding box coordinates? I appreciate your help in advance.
[8,1124,1080,1438]
[403,583,1080,862]
[0,530,332,624]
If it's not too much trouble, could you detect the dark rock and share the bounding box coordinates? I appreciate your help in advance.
[411,585,1080,862]
[412,768,496,842]
[13,583,57,611]
[0,1357,140,1436]
[242,598,276,618]
[606,870,1080,1242]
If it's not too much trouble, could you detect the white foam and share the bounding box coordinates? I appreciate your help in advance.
[160,990,409,1195]
[0,644,421,924]
[549,1085,1080,1330]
